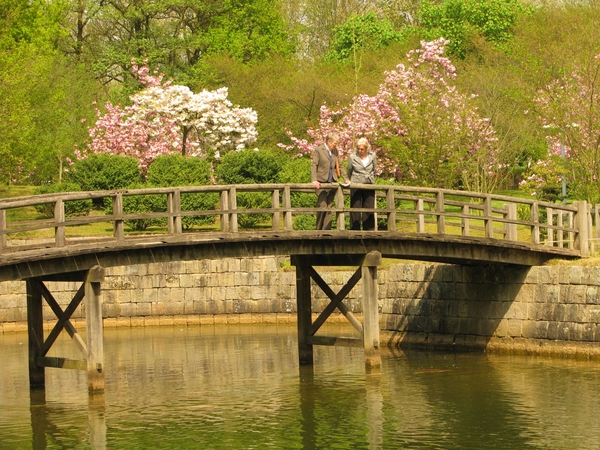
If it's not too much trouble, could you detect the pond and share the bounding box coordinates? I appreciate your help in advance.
[1,324,600,449]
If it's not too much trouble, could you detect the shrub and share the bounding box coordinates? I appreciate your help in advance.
[147,154,212,186]
[33,183,92,218]
[216,149,285,185]
[147,155,218,230]
[65,154,142,208]
[104,183,165,232]
[216,150,285,229]
[278,157,316,230]
[65,154,142,192]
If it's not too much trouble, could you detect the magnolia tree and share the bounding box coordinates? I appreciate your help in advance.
[525,55,600,203]
[81,63,258,171]
[280,39,502,192]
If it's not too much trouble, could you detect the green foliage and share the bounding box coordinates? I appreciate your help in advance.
[327,13,404,62]
[216,149,286,229]
[33,182,92,218]
[292,214,316,230]
[65,154,142,192]
[104,183,165,232]
[418,0,532,58]
[216,149,285,184]
[278,157,317,230]
[147,154,212,186]
[147,155,217,230]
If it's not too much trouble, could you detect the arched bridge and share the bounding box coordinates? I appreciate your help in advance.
[0,183,592,392]
[0,183,589,281]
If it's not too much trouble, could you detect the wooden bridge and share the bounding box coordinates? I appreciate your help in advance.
[0,183,591,393]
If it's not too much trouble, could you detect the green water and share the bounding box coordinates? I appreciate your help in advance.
[1,324,600,449]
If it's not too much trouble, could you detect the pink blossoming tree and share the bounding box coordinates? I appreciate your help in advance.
[527,55,600,203]
[280,39,503,193]
[82,62,258,172]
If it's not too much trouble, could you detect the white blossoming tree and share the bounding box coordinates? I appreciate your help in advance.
[83,62,258,172]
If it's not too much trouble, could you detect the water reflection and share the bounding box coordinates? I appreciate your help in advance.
[2,325,600,449]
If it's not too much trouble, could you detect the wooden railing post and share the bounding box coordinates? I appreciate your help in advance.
[272,189,280,230]
[0,209,6,253]
[436,192,445,234]
[574,200,589,256]
[167,189,182,235]
[386,187,396,231]
[416,199,425,233]
[596,204,600,241]
[283,186,293,230]
[546,207,554,246]
[229,187,238,233]
[220,190,229,232]
[335,185,345,231]
[531,202,540,244]
[113,193,124,241]
[54,199,66,248]
[557,209,564,248]
[504,203,518,241]
[484,196,494,238]
[462,205,470,236]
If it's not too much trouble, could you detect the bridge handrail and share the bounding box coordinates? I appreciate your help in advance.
[0,183,589,257]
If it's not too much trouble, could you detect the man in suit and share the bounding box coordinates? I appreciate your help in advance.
[311,134,340,230]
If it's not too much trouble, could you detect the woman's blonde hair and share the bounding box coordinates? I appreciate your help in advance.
[356,137,370,151]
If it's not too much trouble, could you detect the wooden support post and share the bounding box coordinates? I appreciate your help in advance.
[361,251,381,369]
[295,262,313,366]
[85,266,105,393]
[26,279,45,389]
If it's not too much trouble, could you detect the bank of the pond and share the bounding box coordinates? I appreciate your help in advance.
[2,256,600,358]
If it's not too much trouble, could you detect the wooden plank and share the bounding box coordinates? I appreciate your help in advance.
[37,356,87,371]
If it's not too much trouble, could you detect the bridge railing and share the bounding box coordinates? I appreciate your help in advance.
[0,184,589,256]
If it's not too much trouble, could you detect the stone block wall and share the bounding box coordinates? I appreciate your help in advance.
[2,257,600,355]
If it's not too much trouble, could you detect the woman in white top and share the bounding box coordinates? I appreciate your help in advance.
[347,137,377,230]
